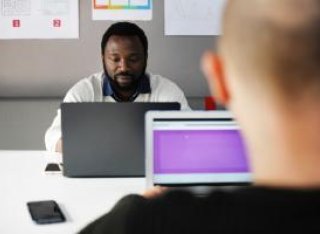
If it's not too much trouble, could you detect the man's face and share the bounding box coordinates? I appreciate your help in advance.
[102,35,147,92]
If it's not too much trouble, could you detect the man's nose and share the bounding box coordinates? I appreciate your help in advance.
[119,59,129,71]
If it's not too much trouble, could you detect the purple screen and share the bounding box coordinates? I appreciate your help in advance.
[154,130,250,174]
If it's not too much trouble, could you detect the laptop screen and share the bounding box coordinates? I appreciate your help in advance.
[150,116,251,185]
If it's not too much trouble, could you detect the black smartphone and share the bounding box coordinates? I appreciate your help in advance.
[44,163,61,174]
[27,200,66,224]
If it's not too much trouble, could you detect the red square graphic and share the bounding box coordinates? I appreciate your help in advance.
[12,20,20,28]
[53,19,61,27]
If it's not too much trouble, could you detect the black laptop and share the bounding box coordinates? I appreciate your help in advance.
[61,102,180,177]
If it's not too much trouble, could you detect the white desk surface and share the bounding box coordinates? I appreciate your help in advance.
[0,150,146,234]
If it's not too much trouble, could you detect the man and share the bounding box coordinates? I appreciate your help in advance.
[79,0,320,233]
[45,22,190,152]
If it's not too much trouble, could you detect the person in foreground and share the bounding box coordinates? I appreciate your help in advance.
[80,0,320,233]
[45,22,190,152]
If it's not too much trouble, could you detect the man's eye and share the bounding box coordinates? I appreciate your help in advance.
[109,57,120,63]
[129,57,140,63]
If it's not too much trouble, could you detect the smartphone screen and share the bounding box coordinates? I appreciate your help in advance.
[27,200,66,224]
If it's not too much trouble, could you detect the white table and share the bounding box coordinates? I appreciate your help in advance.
[0,150,146,234]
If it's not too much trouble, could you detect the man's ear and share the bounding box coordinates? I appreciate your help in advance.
[201,52,230,106]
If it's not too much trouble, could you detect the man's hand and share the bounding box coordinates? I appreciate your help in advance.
[142,186,168,199]
[55,139,63,153]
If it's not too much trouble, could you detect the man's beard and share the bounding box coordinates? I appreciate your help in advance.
[103,64,146,92]
[113,72,139,92]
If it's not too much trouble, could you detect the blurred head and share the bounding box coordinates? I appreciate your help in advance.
[202,0,320,185]
[101,22,148,92]
[202,0,320,111]
[201,0,320,177]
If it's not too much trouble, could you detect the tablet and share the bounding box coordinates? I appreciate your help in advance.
[145,111,252,188]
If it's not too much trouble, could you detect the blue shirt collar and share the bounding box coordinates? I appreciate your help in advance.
[102,73,151,101]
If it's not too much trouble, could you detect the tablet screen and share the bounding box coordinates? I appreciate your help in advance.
[152,118,251,185]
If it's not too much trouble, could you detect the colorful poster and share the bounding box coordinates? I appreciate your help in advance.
[165,0,226,36]
[0,0,79,39]
[92,0,152,21]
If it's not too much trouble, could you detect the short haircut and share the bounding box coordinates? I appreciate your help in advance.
[101,22,148,56]
[221,0,320,98]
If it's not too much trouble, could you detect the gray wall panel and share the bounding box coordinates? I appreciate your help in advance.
[0,97,208,150]
[0,99,61,150]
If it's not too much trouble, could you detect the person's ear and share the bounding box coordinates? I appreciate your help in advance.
[201,52,230,106]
